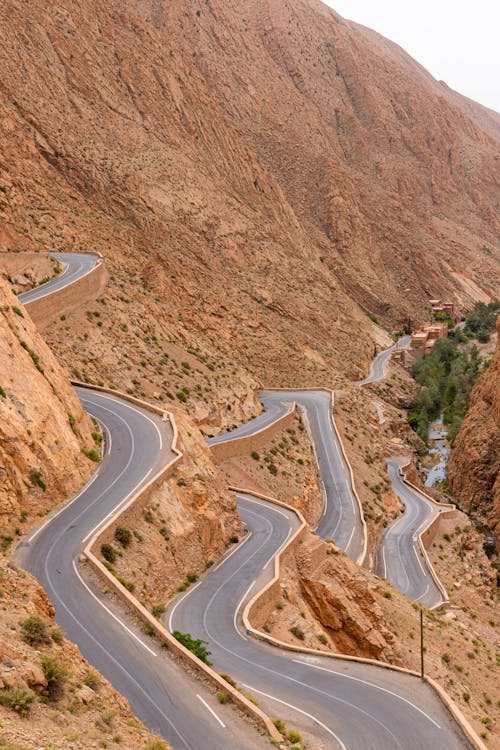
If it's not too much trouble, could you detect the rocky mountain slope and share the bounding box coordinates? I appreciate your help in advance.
[448,317,500,546]
[0,0,498,407]
[0,565,170,750]
[0,276,94,543]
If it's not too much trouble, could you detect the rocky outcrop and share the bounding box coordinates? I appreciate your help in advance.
[448,319,500,545]
[0,276,94,540]
[267,532,397,662]
[0,564,170,749]
[297,536,396,660]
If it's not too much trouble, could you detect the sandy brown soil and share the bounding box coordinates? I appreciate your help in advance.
[0,0,498,417]
[219,412,323,525]
[0,276,94,546]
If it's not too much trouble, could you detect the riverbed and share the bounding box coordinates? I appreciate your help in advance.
[424,415,450,487]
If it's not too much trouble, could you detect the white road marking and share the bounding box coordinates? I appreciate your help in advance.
[381,542,387,580]
[81,466,152,544]
[233,579,256,640]
[212,531,253,572]
[262,526,291,569]
[241,683,347,749]
[72,560,156,655]
[79,389,164,451]
[414,583,430,603]
[293,659,441,729]
[27,470,101,543]
[84,409,112,457]
[41,564,193,749]
[196,695,226,728]
[167,579,204,632]
[242,494,290,519]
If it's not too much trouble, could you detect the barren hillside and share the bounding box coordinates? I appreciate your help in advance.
[0,0,498,407]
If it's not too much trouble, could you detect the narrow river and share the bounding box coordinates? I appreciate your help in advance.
[424,414,450,487]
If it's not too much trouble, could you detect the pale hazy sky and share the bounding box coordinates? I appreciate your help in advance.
[323,0,500,113]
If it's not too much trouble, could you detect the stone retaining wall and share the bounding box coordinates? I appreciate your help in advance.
[209,407,296,462]
[24,255,107,331]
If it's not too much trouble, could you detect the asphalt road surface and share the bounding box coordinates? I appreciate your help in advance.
[18,252,99,304]
[167,493,470,750]
[17,256,469,748]
[207,395,291,443]
[356,335,411,385]
[376,459,444,607]
[210,390,365,562]
[16,389,268,750]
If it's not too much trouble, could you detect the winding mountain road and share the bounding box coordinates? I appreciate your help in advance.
[355,336,411,385]
[355,337,448,607]
[210,390,365,563]
[18,252,99,304]
[167,494,469,749]
[375,460,443,606]
[15,254,471,748]
[16,389,267,750]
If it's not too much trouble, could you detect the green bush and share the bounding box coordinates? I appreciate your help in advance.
[114,526,132,548]
[51,626,64,643]
[83,448,100,462]
[250,451,260,460]
[0,385,6,398]
[172,631,212,665]
[115,574,135,593]
[151,603,166,619]
[144,740,168,750]
[11,306,24,317]
[273,718,286,734]
[219,673,237,688]
[0,687,35,717]
[289,625,305,640]
[20,341,44,373]
[101,543,117,564]
[288,729,303,743]
[408,337,484,444]
[40,655,70,700]
[176,390,187,403]
[29,470,46,491]
[83,670,100,691]
[464,301,499,336]
[217,691,231,704]
[21,614,50,646]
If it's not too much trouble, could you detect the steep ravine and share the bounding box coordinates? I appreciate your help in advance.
[448,318,500,547]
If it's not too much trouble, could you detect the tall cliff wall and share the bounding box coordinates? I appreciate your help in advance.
[448,318,500,545]
[0,276,94,540]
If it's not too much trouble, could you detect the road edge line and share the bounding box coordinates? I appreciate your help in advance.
[75,383,282,743]
[236,486,487,750]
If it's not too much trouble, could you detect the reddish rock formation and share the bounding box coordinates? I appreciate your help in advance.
[448,318,500,545]
[0,0,498,402]
[0,276,95,538]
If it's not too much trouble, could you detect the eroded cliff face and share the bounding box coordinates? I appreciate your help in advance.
[97,406,244,607]
[0,276,94,542]
[448,318,500,545]
[0,0,498,406]
[263,531,397,661]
